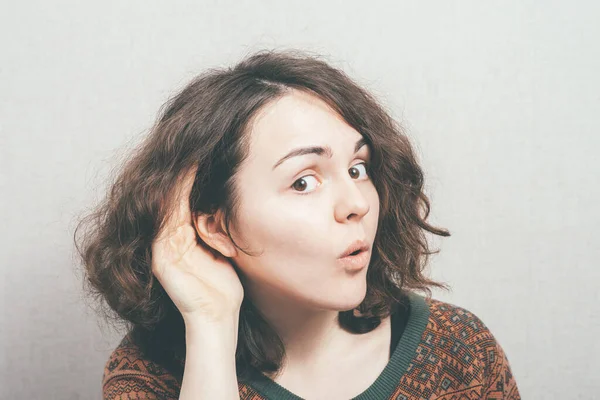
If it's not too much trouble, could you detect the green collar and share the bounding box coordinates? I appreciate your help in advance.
[241,291,430,400]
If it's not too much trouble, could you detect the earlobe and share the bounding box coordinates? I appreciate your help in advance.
[193,212,238,258]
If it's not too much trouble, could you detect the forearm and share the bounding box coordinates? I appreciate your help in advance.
[179,316,240,400]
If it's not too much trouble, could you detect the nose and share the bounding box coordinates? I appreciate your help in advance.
[333,177,371,223]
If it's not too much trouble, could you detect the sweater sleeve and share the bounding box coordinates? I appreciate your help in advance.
[466,313,521,399]
[103,373,164,400]
[102,341,181,400]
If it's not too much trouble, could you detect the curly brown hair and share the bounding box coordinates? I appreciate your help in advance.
[74,48,451,383]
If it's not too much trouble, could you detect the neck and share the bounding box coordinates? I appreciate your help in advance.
[245,282,365,371]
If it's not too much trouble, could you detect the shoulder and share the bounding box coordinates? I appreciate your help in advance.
[421,295,521,398]
[102,333,181,400]
[424,296,509,351]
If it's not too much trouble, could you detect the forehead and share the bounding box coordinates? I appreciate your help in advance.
[247,90,360,158]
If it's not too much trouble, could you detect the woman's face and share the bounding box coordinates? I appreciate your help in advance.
[229,89,380,313]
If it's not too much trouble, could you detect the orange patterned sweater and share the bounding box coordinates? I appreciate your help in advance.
[103,292,521,399]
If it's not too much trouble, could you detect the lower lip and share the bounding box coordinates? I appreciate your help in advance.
[337,250,369,271]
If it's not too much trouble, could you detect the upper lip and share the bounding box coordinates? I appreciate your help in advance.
[339,239,370,258]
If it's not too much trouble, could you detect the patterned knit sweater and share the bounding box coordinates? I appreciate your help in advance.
[102,292,521,399]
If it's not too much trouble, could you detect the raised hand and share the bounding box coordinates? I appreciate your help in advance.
[150,169,244,325]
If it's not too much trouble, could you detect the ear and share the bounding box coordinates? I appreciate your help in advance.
[192,210,238,258]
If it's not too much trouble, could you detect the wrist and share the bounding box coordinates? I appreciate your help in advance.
[184,313,240,347]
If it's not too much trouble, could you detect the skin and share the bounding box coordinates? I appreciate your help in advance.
[194,89,391,397]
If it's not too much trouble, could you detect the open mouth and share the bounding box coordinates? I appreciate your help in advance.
[344,248,367,258]
[338,248,370,271]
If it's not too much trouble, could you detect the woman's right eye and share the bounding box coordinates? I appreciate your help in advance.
[291,175,320,195]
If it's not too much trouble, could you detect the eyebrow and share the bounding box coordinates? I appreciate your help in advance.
[272,137,369,170]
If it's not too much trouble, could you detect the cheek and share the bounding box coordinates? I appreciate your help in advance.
[241,197,326,251]
[235,204,330,279]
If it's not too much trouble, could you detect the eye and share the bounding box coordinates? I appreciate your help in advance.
[349,162,369,180]
[291,162,370,196]
[291,175,320,195]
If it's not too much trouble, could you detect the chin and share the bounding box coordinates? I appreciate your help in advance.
[325,281,368,312]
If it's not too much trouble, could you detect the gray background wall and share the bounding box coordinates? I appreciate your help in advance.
[2,1,599,398]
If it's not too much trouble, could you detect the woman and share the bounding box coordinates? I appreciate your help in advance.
[75,49,521,399]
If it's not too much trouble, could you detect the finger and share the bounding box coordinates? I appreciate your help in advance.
[152,225,186,276]
[175,170,195,225]
[159,168,197,240]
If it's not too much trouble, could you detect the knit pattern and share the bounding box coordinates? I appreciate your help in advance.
[102,297,520,399]
[388,298,520,399]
